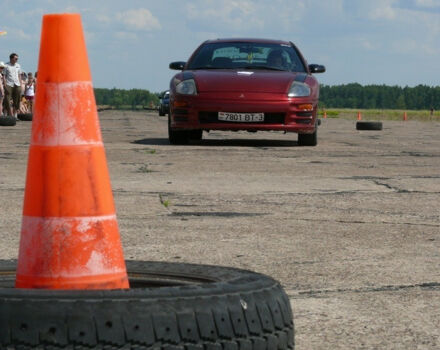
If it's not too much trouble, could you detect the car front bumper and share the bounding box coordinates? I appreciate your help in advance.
[170,92,318,134]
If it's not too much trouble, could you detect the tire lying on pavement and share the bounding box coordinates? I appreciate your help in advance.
[0,116,17,126]
[17,113,33,121]
[356,121,383,131]
[0,260,294,349]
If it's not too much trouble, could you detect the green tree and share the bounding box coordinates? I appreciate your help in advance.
[94,88,160,109]
[319,84,439,110]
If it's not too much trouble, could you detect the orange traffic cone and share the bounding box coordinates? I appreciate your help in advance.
[357,111,362,120]
[323,110,327,119]
[15,14,129,290]
[403,111,408,121]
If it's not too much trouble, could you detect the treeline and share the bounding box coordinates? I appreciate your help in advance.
[93,85,439,110]
[94,88,160,109]
[320,84,439,110]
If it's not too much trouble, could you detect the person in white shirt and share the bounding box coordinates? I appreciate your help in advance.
[3,53,22,119]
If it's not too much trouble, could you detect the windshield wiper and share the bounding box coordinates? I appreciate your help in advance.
[240,65,287,71]
[190,66,227,70]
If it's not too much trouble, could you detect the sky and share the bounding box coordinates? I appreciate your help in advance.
[0,0,439,92]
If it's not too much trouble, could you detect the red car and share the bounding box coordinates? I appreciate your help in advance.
[168,38,325,146]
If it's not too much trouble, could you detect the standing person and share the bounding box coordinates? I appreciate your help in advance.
[3,53,22,119]
[24,72,35,111]
[0,61,5,116]
[20,72,27,96]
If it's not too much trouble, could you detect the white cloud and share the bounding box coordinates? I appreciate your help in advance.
[391,38,418,53]
[186,0,264,32]
[367,3,396,20]
[391,36,438,56]
[116,8,161,31]
[2,0,439,90]
[269,0,308,31]
[96,13,111,24]
[64,6,79,13]
[360,39,378,50]
[387,7,440,56]
[415,0,439,7]
[187,0,255,19]
[114,31,138,40]
[342,0,399,20]
[15,29,32,40]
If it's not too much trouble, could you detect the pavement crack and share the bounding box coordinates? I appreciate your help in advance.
[372,179,409,193]
[297,218,440,227]
[288,282,440,299]
[170,211,265,218]
[0,187,24,192]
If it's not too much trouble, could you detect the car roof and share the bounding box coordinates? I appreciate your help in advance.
[203,38,292,46]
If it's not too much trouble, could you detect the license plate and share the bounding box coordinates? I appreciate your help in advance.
[218,112,264,122]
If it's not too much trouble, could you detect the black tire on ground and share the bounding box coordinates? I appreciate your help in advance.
[356,121,383,131]
[0,260,294,349]
[298,129,317,146]
[0,116,17,127]
[17,113,33,121]
[188,129,203,141]
[168,115,189,145]
[159,108,165,116]
[169,128,190,145]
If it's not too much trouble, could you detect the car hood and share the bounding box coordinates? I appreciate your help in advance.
[190,70,298,93]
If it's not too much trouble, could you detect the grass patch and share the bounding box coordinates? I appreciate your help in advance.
[159,194,170,209]
[318,110,339,117]
[319,108,439,121]
[108,105,157,111]
[137,164,153,173]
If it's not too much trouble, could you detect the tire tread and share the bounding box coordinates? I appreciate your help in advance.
[0,261,294,349]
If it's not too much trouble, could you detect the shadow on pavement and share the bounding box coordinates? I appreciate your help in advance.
[132,138,298,147]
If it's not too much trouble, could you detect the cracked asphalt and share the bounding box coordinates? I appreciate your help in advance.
[1,111,439,349]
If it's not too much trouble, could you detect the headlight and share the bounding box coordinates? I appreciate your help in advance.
[288,81,310,97]
[176,79,197,95]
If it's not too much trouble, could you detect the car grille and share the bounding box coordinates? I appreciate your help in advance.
[297,111,313,117]
[199,112,285,124]
[173,109,188,115]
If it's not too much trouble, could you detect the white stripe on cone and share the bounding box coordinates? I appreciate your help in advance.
[31,81,103,146]
[17,215,125,277]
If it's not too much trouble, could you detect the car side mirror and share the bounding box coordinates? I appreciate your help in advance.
[309,64,325,73]
[169,61,186,70]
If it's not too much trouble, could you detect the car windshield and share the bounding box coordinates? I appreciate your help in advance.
[187,42,306,72]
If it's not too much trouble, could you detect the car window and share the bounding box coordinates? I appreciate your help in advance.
[187,42,306,72]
